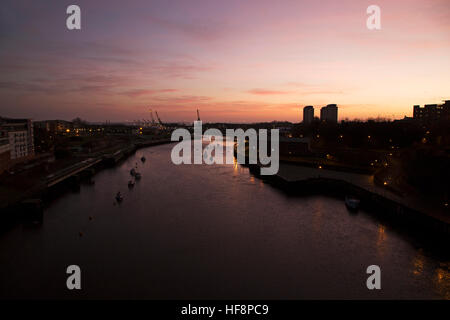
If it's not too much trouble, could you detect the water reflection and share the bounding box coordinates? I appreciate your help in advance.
[434,263,450,299]
[412,249,425,276]
[0,143,448,299]
[376,224,387,258]
[312,200,323,234]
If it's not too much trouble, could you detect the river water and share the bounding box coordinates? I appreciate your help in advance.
[0,142,449,299]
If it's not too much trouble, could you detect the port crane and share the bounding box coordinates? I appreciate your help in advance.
[155,111,164,126]
[149,109,156,125]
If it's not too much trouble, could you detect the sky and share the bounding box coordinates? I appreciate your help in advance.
[0,0,449,123]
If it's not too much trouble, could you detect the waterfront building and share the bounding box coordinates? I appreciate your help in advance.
[444,100,450,120]
[413,100,450,121]
[303,106,314,124]
[34,120,73,134]
[0,129,10,173]
[279,137,311,156]
[320,104,338,123]
[0,117,34,161]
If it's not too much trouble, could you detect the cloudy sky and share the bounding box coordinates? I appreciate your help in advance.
[0,0,449,122]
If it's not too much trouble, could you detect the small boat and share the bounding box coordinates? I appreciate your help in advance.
[135,172,142,180]
[128,180,135,188]
[141,156,146,162]
[345,196,360,212]
[115,192,123,202]
[130,168,136,176]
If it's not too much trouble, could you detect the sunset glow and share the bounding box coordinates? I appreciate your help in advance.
[1,0,449,122]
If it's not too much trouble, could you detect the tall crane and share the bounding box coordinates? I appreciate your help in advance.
[155,111,163,125]
[149,109,156,125]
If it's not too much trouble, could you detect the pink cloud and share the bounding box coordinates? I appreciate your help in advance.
[121,88,178,97]
[152,95,212,104]
[153,63,214,79]
[247,88,292,95]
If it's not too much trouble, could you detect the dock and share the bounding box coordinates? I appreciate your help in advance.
[248,161,450,238]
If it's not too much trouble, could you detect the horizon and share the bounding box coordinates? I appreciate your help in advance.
[1,0,449,122]
[0,0,450,303]
[3,111,416,124]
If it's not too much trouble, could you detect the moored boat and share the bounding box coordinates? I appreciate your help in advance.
[345,196,360,212]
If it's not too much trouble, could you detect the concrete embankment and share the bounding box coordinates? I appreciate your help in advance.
[102,139,172,165]
[246,162,450,240]
[0,138,173,228]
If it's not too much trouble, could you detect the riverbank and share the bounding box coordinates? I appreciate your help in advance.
[245,161,450,240]
[279,155,375,174]
[0,138,173,228]
[1,142,448,300]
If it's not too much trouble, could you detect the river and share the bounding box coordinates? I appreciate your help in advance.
[0,142,449,299]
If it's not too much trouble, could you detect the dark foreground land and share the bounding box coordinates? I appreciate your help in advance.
[0,133,172,224]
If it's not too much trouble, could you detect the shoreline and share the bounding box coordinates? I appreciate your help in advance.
[0,138,174,229]
[3,142,449,241]
[244,161,450,240]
